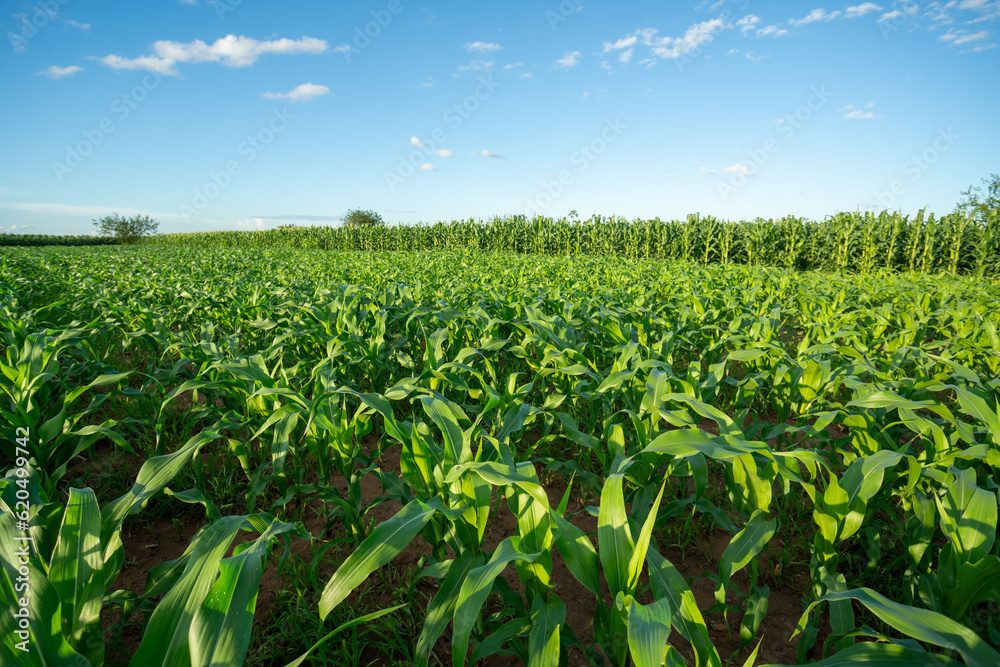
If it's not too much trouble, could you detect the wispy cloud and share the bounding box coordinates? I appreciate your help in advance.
[755,24,789,37]
[724,163,752,176]
[554,51,582,68]
[64,19,90,30]
[101,34,328,75]
[418,163,435,171]
[39,65,83,78]
[789,8,842,27]
[261,82,330,102]
[845,3,883,19]
[464,41,501,52]
[474,150,505,158]
[603,19,731,62]
[456,59,494,73]
[841,101,883,119]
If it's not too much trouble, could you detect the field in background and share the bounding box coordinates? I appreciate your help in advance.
[143,210,1000,275]
[1,244,999,666]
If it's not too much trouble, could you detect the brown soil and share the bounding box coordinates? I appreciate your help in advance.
[65,429,827,666]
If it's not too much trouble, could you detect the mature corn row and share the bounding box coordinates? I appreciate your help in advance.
[146,209,1000,275]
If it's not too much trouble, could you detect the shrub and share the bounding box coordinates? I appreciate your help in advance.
[342,209,385,227]
[92,212,159,244]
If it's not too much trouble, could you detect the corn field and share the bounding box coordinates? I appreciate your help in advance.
[145,209,1000,276]
[0,234,119,247]
[1,243,999,666]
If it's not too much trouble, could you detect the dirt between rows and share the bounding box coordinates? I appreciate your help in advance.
[70,431,829,666]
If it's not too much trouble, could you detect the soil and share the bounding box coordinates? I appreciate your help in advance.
[64,429,828,667]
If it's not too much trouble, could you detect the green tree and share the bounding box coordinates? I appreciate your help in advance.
[956,173,1000,219]
[342,208,385,227]
[92,213,159,244]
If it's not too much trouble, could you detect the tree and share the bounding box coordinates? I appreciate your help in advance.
[956,173,1000,220]
[92,213,159,244]
[341,209,385,227]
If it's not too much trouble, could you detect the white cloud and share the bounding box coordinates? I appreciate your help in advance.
[724,163,752,176]
[475,150,505,158]
[841,101,883,119]
[64,20,90,30]
[419,163,435,171]
[101,34,328,75]
[0,225,29,232]
[333,44,351,54]
[261,82,330,102]
[0,201,185,222]
[755,24,789,37]
[737,15,760,33]
[878,10,904,22]
[39,65,83,78]
[603,35,638,51]
[939,29,991,44]
[789,8,842,27]
[236,217,266,230]
[410,137,426,148]
[845,3,883,18]
[419,78,435,87]
[100,54,178,75]
[604,19,731,62]
[433,149,453,157]
[618,48,634,63]
[521,72,534,78]
[698,166,717,175]
[464,41,501,52]
[456,59,494,73]
[503,62,524,70]
[554,51,582,68]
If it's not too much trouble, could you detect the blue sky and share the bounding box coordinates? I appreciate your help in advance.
[1,0,998,235]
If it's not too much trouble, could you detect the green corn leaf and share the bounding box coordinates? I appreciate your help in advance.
[794,588,1000,667]
[716,510,778,607]
[627,479,666,593]
[318,499,438,619]
[452,537,541,667]
[551,510,600,595]
[189,518,302,667]
[627,598,673,667]
[598,472,635,598]
[415,556,484,661]
[762,640,962,667]
[527,594,565,667]
[282,604,407,667]
[49,487,104,665]
[647,547,721,667]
